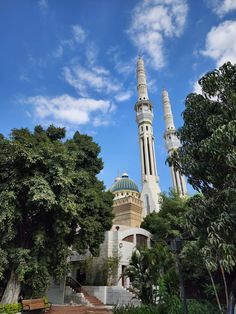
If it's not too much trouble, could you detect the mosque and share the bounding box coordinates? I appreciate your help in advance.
[47,57,187,305]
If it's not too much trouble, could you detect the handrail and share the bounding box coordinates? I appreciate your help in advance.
[66,276,82,293]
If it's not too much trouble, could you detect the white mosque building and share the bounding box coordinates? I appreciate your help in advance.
[47,57,187,305]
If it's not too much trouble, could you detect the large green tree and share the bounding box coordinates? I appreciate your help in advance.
[0,125,113,304]
[170,62,236,308]
[141,192,224,309]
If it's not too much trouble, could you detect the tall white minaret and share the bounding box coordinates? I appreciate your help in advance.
[162,89,187,197]
[135,57,161,216]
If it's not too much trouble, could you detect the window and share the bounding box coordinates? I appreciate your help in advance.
[122,235,134,243]
[136,234,148,247]
[146,126,148,131]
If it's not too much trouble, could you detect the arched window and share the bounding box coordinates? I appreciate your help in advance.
[122,235,134,243]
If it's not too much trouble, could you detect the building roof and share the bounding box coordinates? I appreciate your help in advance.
[110,172,139,193]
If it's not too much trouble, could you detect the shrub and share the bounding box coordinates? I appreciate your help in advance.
[113,304,158,314]
[113,298,221,314]
[0,303,21,314]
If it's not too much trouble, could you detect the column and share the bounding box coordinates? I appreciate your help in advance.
[143,135,150,175]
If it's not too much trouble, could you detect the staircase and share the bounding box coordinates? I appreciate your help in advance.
[82,285,141,306]
[66,277,105,307]
[82,292,104,307]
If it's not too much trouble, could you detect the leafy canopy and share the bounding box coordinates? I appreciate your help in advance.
[0,125,113,296]
[170,62,236,273]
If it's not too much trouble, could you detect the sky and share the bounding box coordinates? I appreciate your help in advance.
[0,0,236,193]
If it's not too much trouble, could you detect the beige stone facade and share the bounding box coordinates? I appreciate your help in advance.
[112,195,143,228]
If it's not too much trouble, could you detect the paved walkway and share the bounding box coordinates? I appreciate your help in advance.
[51,305,112,314]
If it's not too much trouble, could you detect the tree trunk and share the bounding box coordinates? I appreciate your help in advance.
[220,264,229,309]
[0,271,21,304]
[207,266,222,313]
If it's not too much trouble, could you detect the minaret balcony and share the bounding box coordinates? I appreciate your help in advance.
[134,99,153,111]
[136,111,153,124]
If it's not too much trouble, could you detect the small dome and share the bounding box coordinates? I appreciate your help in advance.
[110,173,139,193]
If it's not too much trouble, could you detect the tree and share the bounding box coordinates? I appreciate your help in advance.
[142,191,224,307]
[123,246,176,305]
[141,191,187,241]
[0,125,113,304]
[170,62,236,309]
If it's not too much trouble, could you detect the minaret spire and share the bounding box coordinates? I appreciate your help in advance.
[162,89,187,197]
[135,57,161,216]
[137,56,149,101]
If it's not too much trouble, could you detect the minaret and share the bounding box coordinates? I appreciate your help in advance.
[135,57,161,216]
[162,89,187,197]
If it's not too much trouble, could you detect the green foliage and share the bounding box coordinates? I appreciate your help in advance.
[113,304,159,314]
[123,248,156,304]
[141,191,187,241]
[113,299,220,314]
[0,125,113,297]
[169,62,236,308]
[141,191,220,304]
[123,245,177,304]
[85,256,120,286]
[0,303,21,314]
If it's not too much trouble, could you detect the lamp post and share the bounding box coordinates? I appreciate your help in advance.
[170,237,188,314]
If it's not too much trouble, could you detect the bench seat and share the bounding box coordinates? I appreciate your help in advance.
[22,298,52,312]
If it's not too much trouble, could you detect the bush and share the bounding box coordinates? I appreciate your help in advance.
[0,303,21,314]
[113,298,221,314]
[113,304,158,314]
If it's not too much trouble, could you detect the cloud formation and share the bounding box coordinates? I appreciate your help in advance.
[202,20,236,67]
[72,25,86,43]
[52,24,86,59]
[23,94,114,126]
[115,91,133,102]
[209,0,236,17]
[128,0,188,69]
[38,0,48,12]
[63,64,122,97]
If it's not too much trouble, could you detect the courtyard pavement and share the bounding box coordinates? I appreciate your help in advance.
[50,305,112,314]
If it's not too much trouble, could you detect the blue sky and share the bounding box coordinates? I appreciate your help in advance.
[0,0,236,193]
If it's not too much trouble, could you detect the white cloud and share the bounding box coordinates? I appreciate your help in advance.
[128,0,188,69]
[72,25,86,43]
[202,20,236,67]
[209,0,236,17]
[86,42,98,65]
[23,94,113,126]
[148,78,158,93]
[52,45,63,58]
[63,64,121,97]
[115,91,133,102]
[193,80,202,94]
[38,0,48,12]
[107,47,135,77]
[93,117,110,127]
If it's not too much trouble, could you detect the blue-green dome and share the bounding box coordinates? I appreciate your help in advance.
[110,173,139,193]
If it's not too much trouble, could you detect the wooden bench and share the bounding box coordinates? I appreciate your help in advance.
[21,298,52,312]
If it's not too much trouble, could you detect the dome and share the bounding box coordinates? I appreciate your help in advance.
[110,173,139,193]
